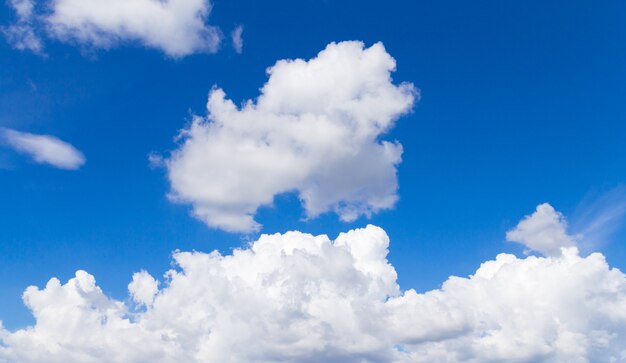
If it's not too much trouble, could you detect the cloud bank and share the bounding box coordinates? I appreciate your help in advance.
[2,0,220,57]
[1,128,85,170]
[1,204,626,362]
[165,41,417,232]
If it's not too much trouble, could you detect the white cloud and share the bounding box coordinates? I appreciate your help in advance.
[2,0,44,53]
[8,0,34,19]
[2,206,626,362]
[231,25,243,53]
[3,24,43,53]
[1,128,85,170]
[128,270,160,306]
[165,41,417,232]
[506,203,576,256]
[3,0,221,57]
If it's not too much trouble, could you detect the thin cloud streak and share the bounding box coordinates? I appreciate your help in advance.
[1,128,85,170]
[571,185,626,253]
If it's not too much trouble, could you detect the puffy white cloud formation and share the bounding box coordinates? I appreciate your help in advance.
[165,41,417,232]
[507,202,576,256]
[128,270,160,306]
[2,206,626,362]
[1,128,85,170]
[3,0,220,57]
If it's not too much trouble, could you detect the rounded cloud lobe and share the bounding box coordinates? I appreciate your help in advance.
[507,203,576,256]
[165,41,417,232]
[2,207,626,362]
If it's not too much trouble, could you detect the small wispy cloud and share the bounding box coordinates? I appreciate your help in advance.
[1,128,85,170]
[231,25,243,54]
[1,0,44,54]
[570,185,626,253]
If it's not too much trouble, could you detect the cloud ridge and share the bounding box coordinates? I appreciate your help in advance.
[2,206,626,362]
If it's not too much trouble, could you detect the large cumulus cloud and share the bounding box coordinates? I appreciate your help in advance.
[165,41,417,232]
[2,204,626,362]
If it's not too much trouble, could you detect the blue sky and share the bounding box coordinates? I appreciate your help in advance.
[1,1,626,359]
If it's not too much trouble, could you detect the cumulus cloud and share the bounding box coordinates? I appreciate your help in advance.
[231,25,243,53]
[2,0,221,57]
[165,41,417,232]
[2,206,626,362]
[128,270,160,306]
[1,128,85,170]
[506,203,576,256]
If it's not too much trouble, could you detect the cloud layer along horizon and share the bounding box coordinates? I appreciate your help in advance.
[165,41,417,232]
[1,128,85,170]
[2,0,220,57]
[2,204,626,362]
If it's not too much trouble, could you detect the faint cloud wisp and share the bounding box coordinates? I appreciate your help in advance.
[570,185,626,253]
[1,128,85,170]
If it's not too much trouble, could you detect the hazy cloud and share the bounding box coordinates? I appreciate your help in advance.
[1,0,44,53]
[231,25,243,53]
[570,185,626,253]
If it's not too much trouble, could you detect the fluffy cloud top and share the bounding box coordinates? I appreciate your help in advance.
[1,128,85,170]
[2,205,626,362]
[507,202,576,256]
[165,41,417,232]
[3,0,220,57]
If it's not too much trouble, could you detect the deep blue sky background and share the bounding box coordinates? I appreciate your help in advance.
[1,0,626,328]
